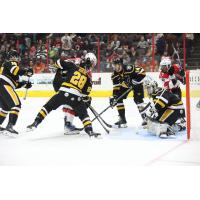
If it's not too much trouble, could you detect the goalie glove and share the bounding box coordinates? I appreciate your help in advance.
[109,97,118,108]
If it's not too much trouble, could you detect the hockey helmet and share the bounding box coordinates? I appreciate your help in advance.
[144,78,159,97]
[112,57,123,72]
[84,52,97,69]
[7,50,20,62]
[159,58,171,73]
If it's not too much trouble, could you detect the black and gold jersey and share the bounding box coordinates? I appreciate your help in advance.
[111,70,123,97]
[152,88,184,112]
[58,60,92,96]
[0,61,25,88]
[123,65,146,85]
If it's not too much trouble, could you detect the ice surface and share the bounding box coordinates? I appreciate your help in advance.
[0,97,200,166]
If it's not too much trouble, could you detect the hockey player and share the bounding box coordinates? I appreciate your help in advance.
[26,56,100,137]
[51,52,96,134]
[0,50,33,134]
[145,79,186,137]
[110,57,147,128]
[159,57,185,99]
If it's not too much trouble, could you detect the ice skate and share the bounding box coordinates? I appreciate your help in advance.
[0,126,5,133]
[5,123,18,135]
[26,121,38,132]
[64,122,80,135]
[87,130,101,138]
[114,117,127,128]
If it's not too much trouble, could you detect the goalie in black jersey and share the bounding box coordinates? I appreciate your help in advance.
[110,57,147,128]
[144,79,186,137]
[27,54,100,137]
[0,50,33,134]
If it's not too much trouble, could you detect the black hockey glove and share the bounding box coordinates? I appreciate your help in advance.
[26,68,34,77]
[171,79,177,86]
[167,66,174,75]
[82,96,92,107]
[179,69,185,77]
[17,81,32,89]
[109,97,118,108]
[24,81,32,89]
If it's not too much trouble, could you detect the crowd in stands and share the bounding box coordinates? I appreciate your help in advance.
[0,33,195,73]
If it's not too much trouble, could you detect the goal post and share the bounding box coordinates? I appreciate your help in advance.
[185,69,200,140]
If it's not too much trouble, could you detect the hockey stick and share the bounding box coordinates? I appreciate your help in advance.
[91,86,133,122]
[89,105,112,128]
[172,44,182,68]
[23,77,31,100]
[88,106,110,134]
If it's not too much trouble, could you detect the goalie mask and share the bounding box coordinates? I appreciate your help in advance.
[159,58,171,73]
[145,79,159,97]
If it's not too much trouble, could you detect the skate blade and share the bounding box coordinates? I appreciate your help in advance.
[113,124,127,128]
[2,131,19,138]
[64,130,80,135]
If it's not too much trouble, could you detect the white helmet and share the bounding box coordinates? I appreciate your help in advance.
[159,58,171,72]
[144,78,159,97]
[85,52,97,68]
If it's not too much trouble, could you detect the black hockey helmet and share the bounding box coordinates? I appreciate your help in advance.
[112,57,123,65]
[7,50,20,62]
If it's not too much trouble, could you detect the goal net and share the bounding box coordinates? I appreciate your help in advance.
[185,70,200,140]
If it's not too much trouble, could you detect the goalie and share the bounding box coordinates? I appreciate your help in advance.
[145,79,186,137]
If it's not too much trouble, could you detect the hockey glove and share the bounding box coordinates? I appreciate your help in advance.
[167,66,174,75]
[82,96,92,107]
[26,68,34,77]
[17,81,32,89]
[109,97,118,108]
[24,81,32,89]
[179,69,185,77]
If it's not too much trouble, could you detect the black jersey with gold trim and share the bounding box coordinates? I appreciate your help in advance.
[152,88,184,112]
[0,61,27,88]
[58,60,92,96]
[123,64,146,85]
[111,70,124,97]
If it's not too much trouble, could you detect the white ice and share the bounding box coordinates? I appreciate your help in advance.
[0,97,200,166]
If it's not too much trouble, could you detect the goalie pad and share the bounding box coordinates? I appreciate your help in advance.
[147,119,168,137]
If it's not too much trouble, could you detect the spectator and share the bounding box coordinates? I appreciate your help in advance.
[186,33,194,57]
[110,34,120,51]
[137,35,149,56]
[33,56,45,74]
[61,33,75,50]
[156,33,166,57]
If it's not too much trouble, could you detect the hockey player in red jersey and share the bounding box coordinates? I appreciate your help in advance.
[159,57,185,99]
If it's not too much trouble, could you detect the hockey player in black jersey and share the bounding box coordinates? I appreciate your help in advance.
[27,55,100,137]
[51,52,96,135]
[145,79,186,137]
[0,50,33,134]
[110,58,147,128]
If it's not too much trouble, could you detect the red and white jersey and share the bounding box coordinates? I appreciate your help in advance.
[159,64,183,90]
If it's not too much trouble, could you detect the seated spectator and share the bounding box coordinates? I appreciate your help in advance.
[61,33,75,50]
[110,34,120,51]
[137,36,149,56]
[165,33,178,57]
[186,33,194,57]
[29,44,37,59]
[33,56,45,74]
[156,33,166,56]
